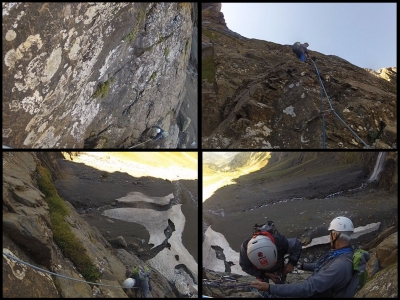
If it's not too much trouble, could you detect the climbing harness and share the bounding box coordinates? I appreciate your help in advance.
[308,58,370,149]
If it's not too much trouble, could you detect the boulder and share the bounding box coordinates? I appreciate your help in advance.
[375,232,397,268]
[109,236,128,248]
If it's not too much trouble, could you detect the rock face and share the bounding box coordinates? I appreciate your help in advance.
[2,152,180,297]
[202,3,397,149]
[3,3,197,148]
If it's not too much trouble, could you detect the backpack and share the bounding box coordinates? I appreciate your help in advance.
[253,221,277,235]
[334,249,370,298]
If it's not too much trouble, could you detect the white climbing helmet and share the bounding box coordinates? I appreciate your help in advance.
[247,235,277,270]
[155,128,161,133]
[123,278,136,288]
[328,216,354,233]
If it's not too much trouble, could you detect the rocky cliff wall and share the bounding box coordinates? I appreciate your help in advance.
[202,3,396,149]
[3,3,197,149]
[2,152,180,297]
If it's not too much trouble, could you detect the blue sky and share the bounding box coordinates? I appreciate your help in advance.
[222,3,396,70]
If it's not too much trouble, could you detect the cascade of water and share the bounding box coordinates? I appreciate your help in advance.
[368,152,386,182]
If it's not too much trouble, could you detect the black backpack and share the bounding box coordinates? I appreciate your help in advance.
[253,221,277,235]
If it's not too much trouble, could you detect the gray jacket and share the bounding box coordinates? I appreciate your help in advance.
[270,249,353,298]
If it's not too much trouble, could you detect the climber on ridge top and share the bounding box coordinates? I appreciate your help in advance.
[292,42,310,62]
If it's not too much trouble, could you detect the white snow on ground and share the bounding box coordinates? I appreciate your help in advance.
[102,204,184,249]
[116,192,174,205]
[102,203,198,295]
[303,222,381,248]
[203,226,247,276]
[71,152,197,181]
[147,235,198,295]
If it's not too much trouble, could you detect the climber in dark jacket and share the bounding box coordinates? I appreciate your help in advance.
[292,42,310,62]
[239,221,302,284]
[152,125,168,140]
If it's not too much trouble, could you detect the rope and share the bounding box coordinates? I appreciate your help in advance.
[128,138,152,149]
[308,58,370,149]
[3,251,138,289]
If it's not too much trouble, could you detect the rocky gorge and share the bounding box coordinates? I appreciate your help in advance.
[3,3,198,149]
[202,3,396,149]
[3,152,198,297]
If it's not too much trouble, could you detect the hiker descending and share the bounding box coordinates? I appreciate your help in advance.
[152,125,168,141]
[123,266,152,298]
[251,216,369,298]
[239,221,302,285]
[292,42,310,62]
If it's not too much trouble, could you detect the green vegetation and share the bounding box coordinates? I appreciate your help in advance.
[92,79,111,99]
[185,38,190,53]
[336,152,371,165]
[203,29,215,40]
[123,8,145,43]
[164,47,170,57]
[37,166,100,282]
[151,71,157,82]
[202,55,215,84]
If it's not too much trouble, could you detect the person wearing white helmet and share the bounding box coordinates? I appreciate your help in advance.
[239,221,302,284]
[122,277,138,297]
[251,216,356,298]
[152,125,169,141]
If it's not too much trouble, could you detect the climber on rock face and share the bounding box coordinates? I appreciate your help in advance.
[292,42,310,62]
[152,125,168,140]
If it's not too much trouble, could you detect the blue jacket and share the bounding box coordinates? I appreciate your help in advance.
[292,42,309,56]
[270,246,354,298]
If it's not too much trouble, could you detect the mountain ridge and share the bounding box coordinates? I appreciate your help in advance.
[202,3,396,149]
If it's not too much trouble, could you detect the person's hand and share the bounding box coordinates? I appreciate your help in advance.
[284,263,295,275]
[251,280,269,291]
[264,272,281,283]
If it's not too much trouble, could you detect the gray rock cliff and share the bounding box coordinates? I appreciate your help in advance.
[3,3,198,148]
[2,152,180,297]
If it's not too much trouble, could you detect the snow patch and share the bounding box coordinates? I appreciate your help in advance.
[116,192,173,205]
[203,226,247,276]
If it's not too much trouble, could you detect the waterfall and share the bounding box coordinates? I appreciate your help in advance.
[368,152,386,182]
